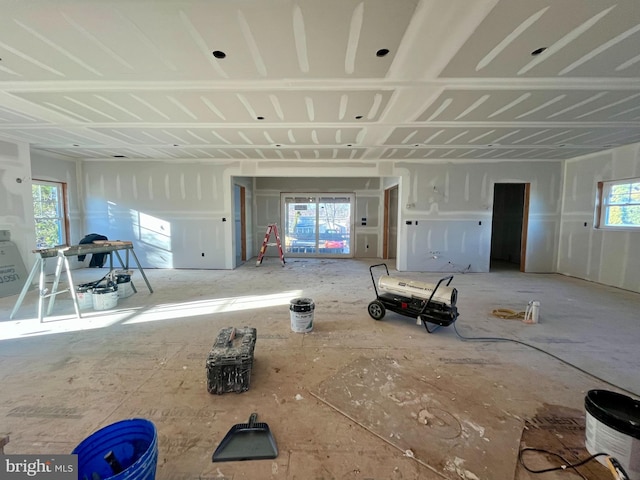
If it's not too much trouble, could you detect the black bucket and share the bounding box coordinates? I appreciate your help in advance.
[115,274,131,284]
[584,389,640,477]
[289,298,315,313]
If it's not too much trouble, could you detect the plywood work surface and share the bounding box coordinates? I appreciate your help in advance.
[312,356,524,479]
[516,405,612,480]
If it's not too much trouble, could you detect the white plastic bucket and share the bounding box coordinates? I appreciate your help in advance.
[76,286,94,310]
[93,285,118,311]
[585,390,640,479]
[290,298,315,333]
[117,281,135,299]
[523,300,540,324]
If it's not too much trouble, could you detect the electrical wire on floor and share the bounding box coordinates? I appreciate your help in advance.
[452,322,640,399]
[519,448,612,480]
[454,319,634,480]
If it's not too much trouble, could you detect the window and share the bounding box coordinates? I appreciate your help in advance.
[596,178,640,229]
[281,194,354,256]
[32,180,68,248]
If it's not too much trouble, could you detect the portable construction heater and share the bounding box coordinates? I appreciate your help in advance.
[367,263,459,333]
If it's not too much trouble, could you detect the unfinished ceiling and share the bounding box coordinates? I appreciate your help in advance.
[0,0,639,161]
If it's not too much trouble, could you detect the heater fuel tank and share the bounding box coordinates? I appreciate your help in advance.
[378,275,457,306]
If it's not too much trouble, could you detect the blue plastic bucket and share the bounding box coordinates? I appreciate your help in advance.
[72,418,158,480]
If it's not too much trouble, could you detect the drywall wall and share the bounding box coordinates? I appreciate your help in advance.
[81,160,237,269]
[7,144,634,280]
[79,159,392,269]
[558,143,640,293]
[383,177,399,190]
[41,155,562,272]
[0,139,36,271]
[395,160,562,273]
[254,176,383,257]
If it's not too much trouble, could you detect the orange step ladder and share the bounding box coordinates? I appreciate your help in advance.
[256,223,285,267]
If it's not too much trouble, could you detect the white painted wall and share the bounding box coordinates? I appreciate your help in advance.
[558,143,640,293]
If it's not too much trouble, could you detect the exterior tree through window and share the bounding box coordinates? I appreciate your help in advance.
[32,180,68,248]
[595,178,640,229]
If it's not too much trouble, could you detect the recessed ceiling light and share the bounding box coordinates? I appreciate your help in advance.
[414,144,420,147]
[275,144,281,147]
[355,115,363,119]
[531,47,547,56]
[346,144,353,147]
[113,155,126,158]
[257,116,264,120]
[376,48,390,57]
[212,51,226,59]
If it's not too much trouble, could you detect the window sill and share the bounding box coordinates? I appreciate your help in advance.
[594,226,640,232]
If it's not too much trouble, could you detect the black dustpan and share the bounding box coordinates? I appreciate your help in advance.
[212,413,278,462]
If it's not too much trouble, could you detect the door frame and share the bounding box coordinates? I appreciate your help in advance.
[234,184,247,264]
[383,189,390,259]
[520,183,530,272]
[489,182,530,272]
[382,185,398,259]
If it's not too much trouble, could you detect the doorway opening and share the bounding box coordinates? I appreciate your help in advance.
[383,185,398,259]
[281,194,354,257]
[490,183,529,272]
[234,184,246,267]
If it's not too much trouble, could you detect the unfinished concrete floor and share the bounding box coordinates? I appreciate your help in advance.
[1,258,639,480]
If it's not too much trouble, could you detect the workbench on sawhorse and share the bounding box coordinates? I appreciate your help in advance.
[10,240,153,322]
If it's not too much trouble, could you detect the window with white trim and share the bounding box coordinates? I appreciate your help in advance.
[32,180,69,248]
[595,178,640,229]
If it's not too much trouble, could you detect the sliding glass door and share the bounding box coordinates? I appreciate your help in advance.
[284,196,318,253]
[282,194,354,257]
